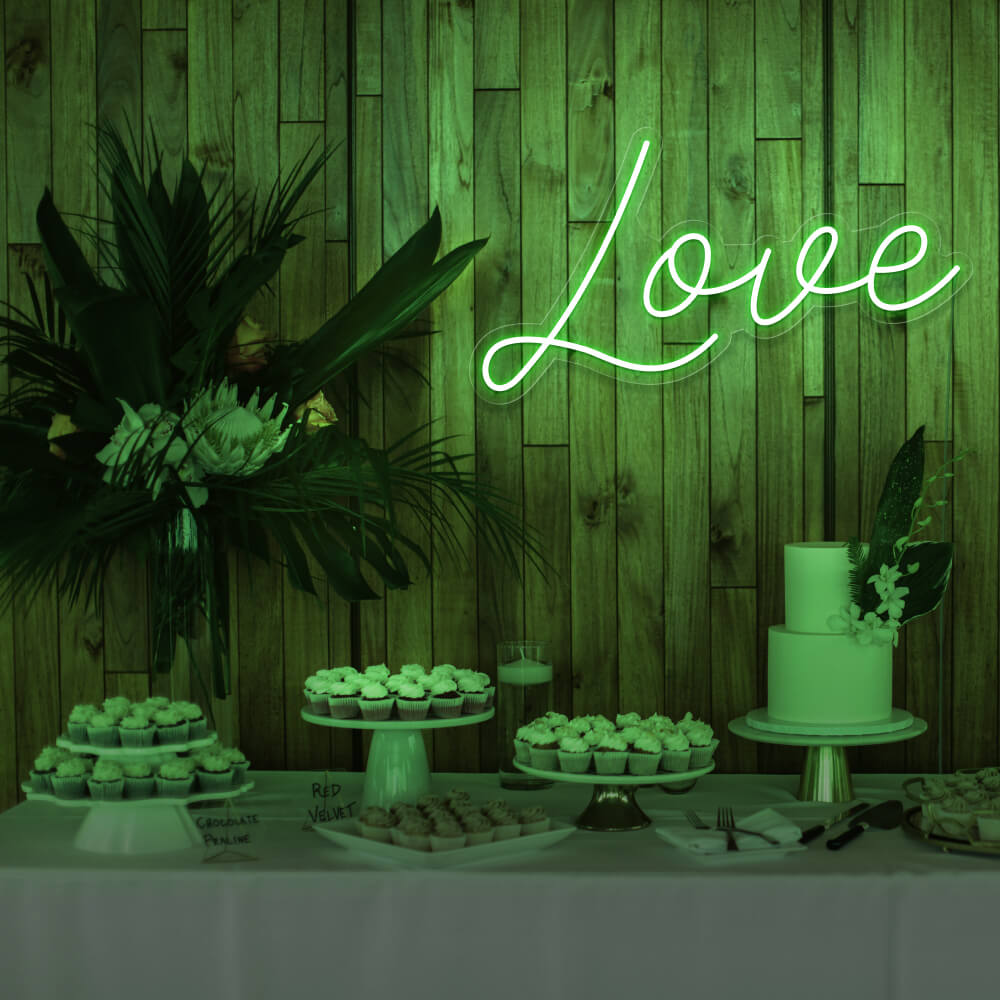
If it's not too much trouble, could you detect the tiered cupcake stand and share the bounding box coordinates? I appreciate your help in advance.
[21,732,254,855]
[301,707,495,810]
[728,710,927,803]
[513,760,715,831]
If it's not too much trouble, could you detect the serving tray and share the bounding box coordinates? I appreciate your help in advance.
[902,805,1000,857]
[313,817,575,868]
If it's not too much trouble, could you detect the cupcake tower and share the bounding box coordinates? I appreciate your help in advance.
[303,662,495,720]
[515,711,719,776]
[357,789,550,852]
[65,696,210,748]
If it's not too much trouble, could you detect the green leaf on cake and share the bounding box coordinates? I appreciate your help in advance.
[894,540,953,626]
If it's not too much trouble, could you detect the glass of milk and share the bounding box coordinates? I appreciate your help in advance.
[497,640,554,790]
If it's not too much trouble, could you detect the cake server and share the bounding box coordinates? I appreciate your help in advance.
[826,799,903,850]
[799,801,870,844]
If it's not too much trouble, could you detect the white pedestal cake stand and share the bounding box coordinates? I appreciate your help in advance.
[514,760,716,831]
[300,707,495,810]
[21,781,254,854]
[728,714,928,803]
[29,730,252,854]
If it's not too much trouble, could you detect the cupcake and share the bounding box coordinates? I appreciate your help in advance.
[518,805,550,835]
[581,728,605,751]
[384,674,408,694]
[457,673,489,715]
[29,748,65,792]
[143,696,171,711]
[429,818,466,851]
[155,760,196,797]
[556,735,593,773]
[487,809,521,840]
[429,678,464,719]
[304,676,333,714]
[399,663,427,680]
[526,727,559,770]
[395,681,431,721]
[219,747,250,784]
[358,681,395,721]
[86,712,120,747]
[684,720,718,767]
[566,717,592,735]
[122,761,155,799]
[174,701,208,741]
[513,725,539,764]
[328,666,360,683]
[153,707,190,745]
[660,728,692,772]
[429,663,459,680]
[50,757,89,799]
[628,730,663,776]
[119,713,156,748]
[67,704,99,743]
[196,753,235,793]
[393,814,432,850]
[471,671,495,708]
[101,696,132,724]
[460,812,495,846]
[363,663,391,683]
[588,714,616,733]
[417,794,445,812]
[87,760,125,800]
[593,731,629,775]
[616,711,642,728]
[328,678,362,719]
[359,806,396,842]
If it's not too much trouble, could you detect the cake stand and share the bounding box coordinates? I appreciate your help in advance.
[301,707,495,810]
[21,780,255,854]
[513,760,716,831]
[728,714,928,803]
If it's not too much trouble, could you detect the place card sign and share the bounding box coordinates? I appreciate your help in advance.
[195,811,260,849]
[306,774,358,827]
[477,135,969,397]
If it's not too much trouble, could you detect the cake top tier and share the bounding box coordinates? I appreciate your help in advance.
[783,542,868,634]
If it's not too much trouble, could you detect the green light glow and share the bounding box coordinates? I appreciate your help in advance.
[479,139,965,396]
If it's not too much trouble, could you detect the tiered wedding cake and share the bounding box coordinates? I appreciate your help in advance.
[751,542,912,735]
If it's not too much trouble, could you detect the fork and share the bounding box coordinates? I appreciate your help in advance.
[717,806,739,851]
[716,805,783,847]
[684,808,782,846]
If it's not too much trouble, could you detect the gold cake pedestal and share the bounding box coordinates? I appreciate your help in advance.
[728,715,928,803]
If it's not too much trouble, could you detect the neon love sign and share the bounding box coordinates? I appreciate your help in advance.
[479,139,967,396]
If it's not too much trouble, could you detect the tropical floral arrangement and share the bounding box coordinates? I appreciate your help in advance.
[827,425,966,646]
[0,118,538,708]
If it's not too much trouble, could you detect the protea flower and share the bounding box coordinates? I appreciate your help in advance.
[181,378,291,477]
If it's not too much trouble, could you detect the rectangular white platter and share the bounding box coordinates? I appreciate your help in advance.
[312,818,576,868]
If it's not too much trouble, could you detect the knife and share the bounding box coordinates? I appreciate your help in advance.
[826,799,904,850]
[799,801,870,844]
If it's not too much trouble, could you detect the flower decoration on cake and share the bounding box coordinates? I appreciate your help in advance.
[0,115,544,715]
[828,425,967,647]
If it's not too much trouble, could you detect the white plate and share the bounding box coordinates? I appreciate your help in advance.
[312,817,576,868]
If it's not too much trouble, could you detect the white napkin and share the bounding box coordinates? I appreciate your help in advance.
[656,808,803,855]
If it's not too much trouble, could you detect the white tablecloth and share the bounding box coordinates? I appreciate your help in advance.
[1,771,996,1000]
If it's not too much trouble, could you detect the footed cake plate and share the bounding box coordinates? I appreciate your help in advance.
[745,707,914,737]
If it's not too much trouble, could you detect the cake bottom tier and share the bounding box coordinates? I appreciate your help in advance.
[766,625,893,727]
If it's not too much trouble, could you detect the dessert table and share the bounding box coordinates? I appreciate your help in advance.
[0,770,996,1000]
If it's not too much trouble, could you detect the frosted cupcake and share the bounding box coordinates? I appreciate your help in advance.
[616,711,642,728]
[119,713,156,748]
[67,704,99,743]
[400,662,427,680]
[660,728,692,772]
[84,712,119,747]
[87,760,125,800]
[122,761,155,798]
[29,748,65,792]
[430,817,466,851]
[102,696,132,724]
[153,707,189,745]
[155,760,195,797]
[196,753,234,793]
[593,731,629,775]
[174,702,208,741]
[487,809,521,840]
[429,677,464,718]
[526,727,559,770]
[363,663,391,683]
[304,676,333,715]
[457,673,489,714]
[461,812,495,846]
[329,666,360,683]
[518,805,550,835]
[588,714,616,733]
[358,681,394,721]
[50,757,89,798]
[395,680,431,721]
[359,806,396,842]
[513,724,540,764]
[385,674,408,694]
[581,728,604,752]
[685,720,718,768]
[394,814,432,850]
[471,670,495,708]
[430,663,459,680]
[628,730,663,776]
[219,747,251,784]
[328,677,362,718]
[542,712,570,727]
[556,735,592,773]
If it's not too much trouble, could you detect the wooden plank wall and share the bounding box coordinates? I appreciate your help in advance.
[2,0,998,811]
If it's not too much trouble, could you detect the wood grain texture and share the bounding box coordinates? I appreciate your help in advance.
[325,0,350,240]
[354,0,381,95]
[475,0,519,89]
[280,0,325,122]
[142,0,185,30]
[859,0,904,183]
[755,0,802,139]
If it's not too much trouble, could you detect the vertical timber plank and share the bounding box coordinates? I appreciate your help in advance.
[280,0,325,122]
[859,0,904,183]
[755,0,801,139]
[325,0,350,240]
[474,0,518,89]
